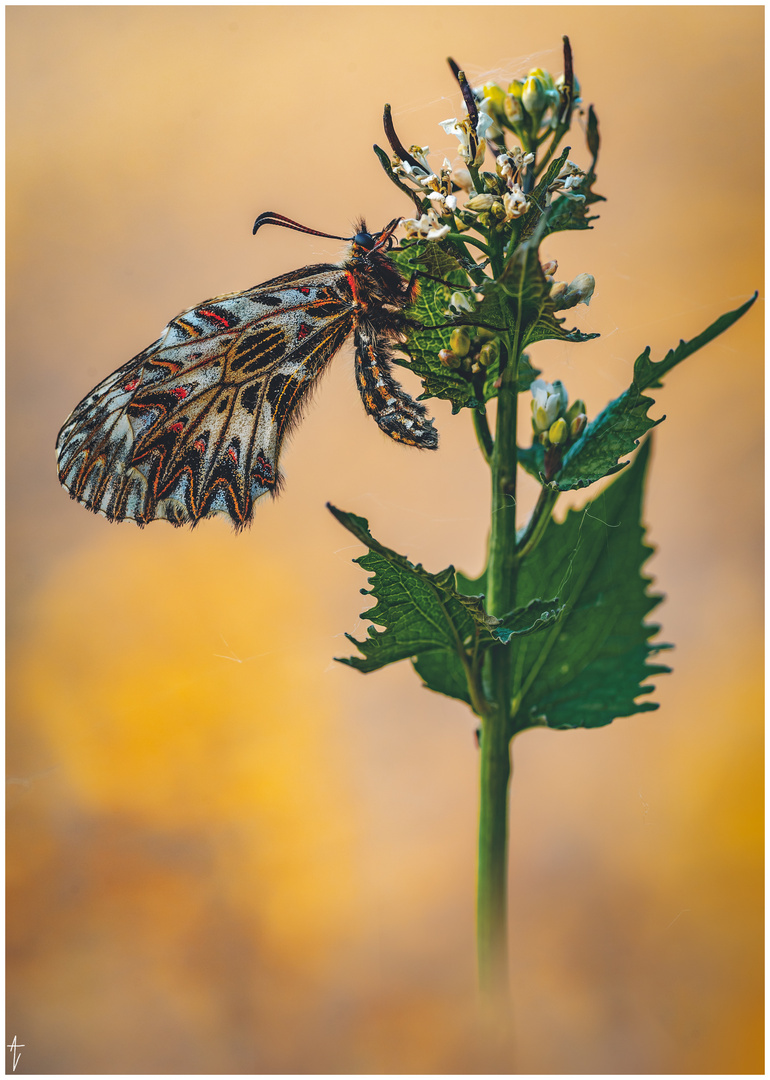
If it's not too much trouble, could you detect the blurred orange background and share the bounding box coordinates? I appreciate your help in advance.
[7,6,763,1074]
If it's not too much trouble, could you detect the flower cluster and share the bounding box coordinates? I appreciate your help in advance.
[530,378,587,450]
[438,323,500,376]
[477,67,581,151]
[382,48,584,247]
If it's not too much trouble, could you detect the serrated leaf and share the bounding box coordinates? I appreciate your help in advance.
[492,215,600,351]
[329,505,520,692]
[544,192,600,235]
[511,438,671,733]
[551,293,758,491]
[520,148,572,241]
[389,243,484,413]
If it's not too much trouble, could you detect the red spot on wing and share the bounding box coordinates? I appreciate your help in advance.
[298,323,310,340]
[170,422,185,434]
[124,377,140,392]
[228,447,238,463]
[199,308,231,328]
[194,439,206,452]
[170,387,188,400]
[298,287,311,296]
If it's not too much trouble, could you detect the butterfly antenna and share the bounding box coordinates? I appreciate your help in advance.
[252,211,352,241]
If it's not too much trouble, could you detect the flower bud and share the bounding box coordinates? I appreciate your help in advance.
[452,214,470,232]
[570,413,587,439]
[465,193,496,212]
[566,398,586,424]
[475,325,496,342]
[549,281,569,307]
[548,418,568,445]
[449,327,471,358]
[480,171,506,196]
[551,380,569,412]
[503,94,524,125]
[438,349,461,370]
[490,200,506,222]
[478,340,499,368]
[522,75,547,118]
[568,273,595,306]
[541,259,558,281]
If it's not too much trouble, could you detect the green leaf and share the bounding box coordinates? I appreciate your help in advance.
[544,192,600,235]
[329,505,526,707]
[511,438,671,733]
[521,148,572,241]
[552,293,758,491]
[330,505,564,713]
[490,214,600,351]
[389,243,484,413]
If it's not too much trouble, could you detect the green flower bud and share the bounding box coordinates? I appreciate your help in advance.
[465,193,496,212]
[522,75,547,118]
[490,200,506,222]
[449,327,471,358]
[480,171,506,195]
[570,413,587,439]
[478,340,500,368]
[452,214,470,233]
[566,399,586,424]
[548,417,568,445]
[475,325,496,342]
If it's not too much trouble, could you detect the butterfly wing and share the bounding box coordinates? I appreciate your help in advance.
[56,266,354,527]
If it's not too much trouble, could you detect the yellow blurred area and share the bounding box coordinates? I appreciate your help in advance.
[7,5,763,1074]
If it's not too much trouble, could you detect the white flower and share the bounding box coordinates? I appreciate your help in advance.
[475,103,498,141]
[502,186,530,220]
[531,379,568,432]
[439,115,486,167]
[402,210,451,243]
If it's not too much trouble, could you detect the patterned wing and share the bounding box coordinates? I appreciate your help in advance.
[56,266,354,527]
[354,321,438,448]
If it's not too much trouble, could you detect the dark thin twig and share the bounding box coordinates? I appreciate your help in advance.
[382,104,426,174]
[557,35,574,126]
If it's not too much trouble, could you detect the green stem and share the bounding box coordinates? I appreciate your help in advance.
[445,232,491,257]
[472,409,494,464]
[477,324,521,1004]
[516,486,559,561]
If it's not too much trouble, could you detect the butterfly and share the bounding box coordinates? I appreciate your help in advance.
[56,212,438,529]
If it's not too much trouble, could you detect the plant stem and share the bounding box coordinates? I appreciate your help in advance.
[472,408,494,464]
[516,486,559,561]
[477,326,521,1003]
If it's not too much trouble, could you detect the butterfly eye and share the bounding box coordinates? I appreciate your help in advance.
[353,232,375,249]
